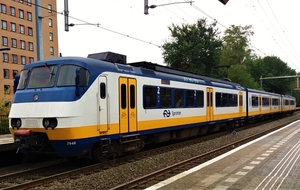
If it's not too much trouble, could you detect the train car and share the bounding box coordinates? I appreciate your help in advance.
[246,88,282,121]
[9,52,247,161]
[281,94,296,115]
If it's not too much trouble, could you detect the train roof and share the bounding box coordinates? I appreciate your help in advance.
[23,52,244,90]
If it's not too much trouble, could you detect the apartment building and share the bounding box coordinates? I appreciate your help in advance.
[0,0,58,109]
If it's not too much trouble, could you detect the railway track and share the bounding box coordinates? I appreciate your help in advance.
[110,117,300,190]
[0,116,298,189]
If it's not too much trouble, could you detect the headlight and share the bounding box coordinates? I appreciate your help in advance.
[11,118,22,129]
[42,118,58,130]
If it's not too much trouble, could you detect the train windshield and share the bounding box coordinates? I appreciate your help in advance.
[57,65,89,86]
[27,65,58,88]
[17,69,30,90]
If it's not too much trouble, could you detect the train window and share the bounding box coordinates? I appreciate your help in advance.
[291,100,295,105]
[100,83,106,99]
[17,69,29,89]
[215,92,223,107]
[251,96,258,107]
[143,86,157,108]
[196,90,204,107]
[160,87,171,108]
[130,84,135,109]
[57,65,90,87]
[121,84,126,109]
[262,97,270,107]
[285,100,289,105]
[215,93,237,107]
[186,90,194,107]
[272,98,279,106]
[174,89,184,108]
[27,65,58,88]
[228,94,237,107]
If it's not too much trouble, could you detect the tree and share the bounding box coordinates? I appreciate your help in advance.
[220,25,254,66]
[162,18,223,77]
[249,56,296,94]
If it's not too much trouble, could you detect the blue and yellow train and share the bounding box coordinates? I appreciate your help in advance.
[9,52,296,161]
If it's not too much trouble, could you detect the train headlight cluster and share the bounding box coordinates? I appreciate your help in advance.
[42,118,58,130]
[11,118,22,129]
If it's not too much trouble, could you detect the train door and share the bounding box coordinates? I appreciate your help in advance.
[239,92,243,116]
[98,76,108,132]
[119,77,137,133]
[206,88,213,121]
[259,95,262,113]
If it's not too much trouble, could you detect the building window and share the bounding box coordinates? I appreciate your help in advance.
[12,54,18,63]
[27,0,31,6]
[4,85,10,95]
[49,32,53,41]
[1,4,6,13]
[20,40,25,49]
[48,4,52,13]
[4,101,11,107]
[3,69,9,79]
[49,18,52,27]
[11,38,17,48]
[10,6,15,16]
[1,20,7,30]
[13,70,18,78]
[50,46,54,55]
[21,56,26,64]
[20,24,25,34]
[3,53,8,62]
[29,57,34,63]
[28,42,33,51]
[27,11,32,21]
[19,9,24,18]
[11,23,16,32]
[2,36,8,46]
[28,27,33,36]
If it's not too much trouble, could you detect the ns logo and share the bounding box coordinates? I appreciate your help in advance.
[163,110,171,118]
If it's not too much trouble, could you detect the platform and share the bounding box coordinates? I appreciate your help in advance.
[0,134,16,151]
[146,119,300,190]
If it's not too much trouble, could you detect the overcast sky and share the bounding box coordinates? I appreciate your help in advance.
[56,0,300,72]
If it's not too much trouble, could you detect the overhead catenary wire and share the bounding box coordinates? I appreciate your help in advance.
[265,0,300,64]
[20,0,299,71]
[247,0,300,71]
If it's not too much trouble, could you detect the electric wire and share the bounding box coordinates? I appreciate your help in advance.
[19,0,298,71]
[255,0,300,69]
[265,0,300,63]
[248,0,300,70]
[18,0,161,48]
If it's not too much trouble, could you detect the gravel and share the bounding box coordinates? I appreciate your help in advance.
[38,113,300,190]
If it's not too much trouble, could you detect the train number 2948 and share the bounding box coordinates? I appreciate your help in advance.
[67,141,76,145]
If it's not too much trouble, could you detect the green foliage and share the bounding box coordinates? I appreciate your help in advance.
[247,56,296,94]
[221,25,254,66]
[161,20,299,101]
[0,118,9,134]
[228,64,259,89]
[162,18,223,77]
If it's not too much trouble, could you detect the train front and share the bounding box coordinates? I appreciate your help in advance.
[8,57,94,157]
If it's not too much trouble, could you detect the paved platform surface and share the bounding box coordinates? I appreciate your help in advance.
[0,134,15,151]
[146,120,300,190]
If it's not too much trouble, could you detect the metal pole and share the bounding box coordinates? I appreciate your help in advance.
[260,75,262,90]
[64,0,69,31]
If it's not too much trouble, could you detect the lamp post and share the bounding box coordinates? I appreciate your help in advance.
[144,1,194,15]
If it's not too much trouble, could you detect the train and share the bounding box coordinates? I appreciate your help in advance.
[9,52,296,162]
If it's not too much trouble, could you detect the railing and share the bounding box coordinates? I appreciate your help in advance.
[0,115,9,134]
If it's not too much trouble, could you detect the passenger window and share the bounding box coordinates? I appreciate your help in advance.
[143,86,157,108]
